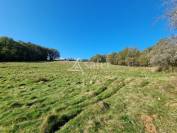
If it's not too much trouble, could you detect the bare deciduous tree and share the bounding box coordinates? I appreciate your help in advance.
[164,0,177,29]
[149,39,177,68]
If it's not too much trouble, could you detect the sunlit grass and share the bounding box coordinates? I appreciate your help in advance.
[0,62,177,133]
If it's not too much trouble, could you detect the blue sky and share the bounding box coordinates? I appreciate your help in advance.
[0,0,175,59]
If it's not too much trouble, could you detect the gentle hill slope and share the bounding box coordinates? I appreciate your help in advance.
[0,62,177,132]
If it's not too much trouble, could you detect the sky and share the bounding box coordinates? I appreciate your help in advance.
[0,0,175,59]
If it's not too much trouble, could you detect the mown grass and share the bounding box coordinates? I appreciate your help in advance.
[0,62,177,133]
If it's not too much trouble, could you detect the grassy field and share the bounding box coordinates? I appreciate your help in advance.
[0,62,177,133]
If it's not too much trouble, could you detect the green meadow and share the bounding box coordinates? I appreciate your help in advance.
[0,62,177,133]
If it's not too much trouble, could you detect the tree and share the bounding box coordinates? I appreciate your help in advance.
[90,37,177,70]
[90,54,106,63]
[48,49,60,61]
[106,53,117,64]
[0,36,60,61]
[149,39,177,68]
[163,0,177,29]
[125,48,141,66]
[137,53,149,66]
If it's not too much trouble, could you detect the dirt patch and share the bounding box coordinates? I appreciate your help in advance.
[97,101,110,112]
[166,101,177,108]
[170,78,177,90]
[141,115,157,133]
[169,102,177,107]
[150,66,163,72]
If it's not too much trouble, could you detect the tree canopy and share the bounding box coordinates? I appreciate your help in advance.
[149,39,177,68]
[164,0,177,29]
[90,37,177,69]
[0,37,60,61]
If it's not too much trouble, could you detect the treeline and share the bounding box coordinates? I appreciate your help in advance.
[90,49,149,66]
[0,37,60,61]
[90,37,177,69]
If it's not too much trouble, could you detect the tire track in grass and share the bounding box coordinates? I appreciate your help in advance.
[54,78,117,112]
[40,109,82,133]
[40,78,118,133]
[24,78,141,133]
[55,78,129,132]
[40,77,135,133]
